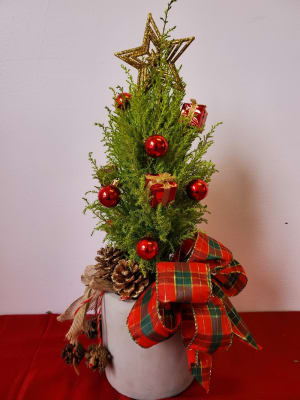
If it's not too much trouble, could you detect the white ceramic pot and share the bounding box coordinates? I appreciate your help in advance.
[102,292,193,400]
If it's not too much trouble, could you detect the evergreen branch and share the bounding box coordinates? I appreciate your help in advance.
[161,0,178,36]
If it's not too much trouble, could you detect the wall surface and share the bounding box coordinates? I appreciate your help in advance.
[1,0,299,314]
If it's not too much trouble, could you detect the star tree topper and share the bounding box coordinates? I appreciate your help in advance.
[114,13,194,90]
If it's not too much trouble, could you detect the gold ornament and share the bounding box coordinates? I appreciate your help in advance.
[114,13,195,90]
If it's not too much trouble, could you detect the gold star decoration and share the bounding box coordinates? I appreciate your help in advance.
[114,13,195,90]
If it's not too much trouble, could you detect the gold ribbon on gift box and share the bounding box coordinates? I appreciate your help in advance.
[188,98,198,121]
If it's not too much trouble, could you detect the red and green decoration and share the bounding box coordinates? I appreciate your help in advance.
[128,232,261,392]
[59,232,261,392]
[98,175,208,208]
[134,174,208,260]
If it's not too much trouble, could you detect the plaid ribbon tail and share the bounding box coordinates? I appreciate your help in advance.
[187,349,212,393]
[191,298,233,353]
[213,283,262,350]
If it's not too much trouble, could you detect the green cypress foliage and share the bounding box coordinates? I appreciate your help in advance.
[83,1,221,273]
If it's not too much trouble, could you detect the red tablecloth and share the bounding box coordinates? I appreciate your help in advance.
[0,312,299,400]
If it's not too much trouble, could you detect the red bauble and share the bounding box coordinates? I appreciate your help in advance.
[98,185,120,207]
[136,238,159,260]
[186,179,208,201]
[145,135,168,158]
[115,92,131,109]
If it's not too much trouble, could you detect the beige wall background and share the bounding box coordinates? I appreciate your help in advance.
[1,0,299,314]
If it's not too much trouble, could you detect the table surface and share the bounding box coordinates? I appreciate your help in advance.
[0,312,299,400]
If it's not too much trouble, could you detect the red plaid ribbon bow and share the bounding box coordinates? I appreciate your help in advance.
[127,232,261,392]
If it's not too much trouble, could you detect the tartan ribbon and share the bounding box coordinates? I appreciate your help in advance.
[127,232,261,393]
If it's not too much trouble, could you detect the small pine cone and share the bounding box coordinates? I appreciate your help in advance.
[111,260,149,300]
[86,344,112,373]
[62,342,86,366]
[62,344,74,365]
[86,317,99,339]
[95,247,125,280]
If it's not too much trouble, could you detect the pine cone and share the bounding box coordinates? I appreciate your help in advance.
[61,344,74,365]
[85,317,98,339]
[62,342,86,366]
[111,260,149,300]
[86,344,112,373]
[95,247,125,280]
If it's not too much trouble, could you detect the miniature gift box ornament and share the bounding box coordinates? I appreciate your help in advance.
[145,173,177,208]
[181,98,208,131]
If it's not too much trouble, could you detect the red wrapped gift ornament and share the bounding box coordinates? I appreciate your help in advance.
[181,98,207,131]
[145,173,177,208]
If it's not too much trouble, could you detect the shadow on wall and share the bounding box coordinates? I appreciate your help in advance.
[205,145,281,311]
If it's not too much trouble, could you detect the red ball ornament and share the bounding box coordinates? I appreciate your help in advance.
[115,92,131,109]
[136,238,159,260]
[98,185,120,207]
[186,179,208,201]
[145,135,168,158]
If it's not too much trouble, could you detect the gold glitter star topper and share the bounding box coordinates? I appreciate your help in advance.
[114,13,195,90]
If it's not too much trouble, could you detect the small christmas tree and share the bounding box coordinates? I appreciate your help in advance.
[58,1,260,394]
[84,10,219,274]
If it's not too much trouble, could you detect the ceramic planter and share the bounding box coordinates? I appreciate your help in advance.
[102,292,193,400]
